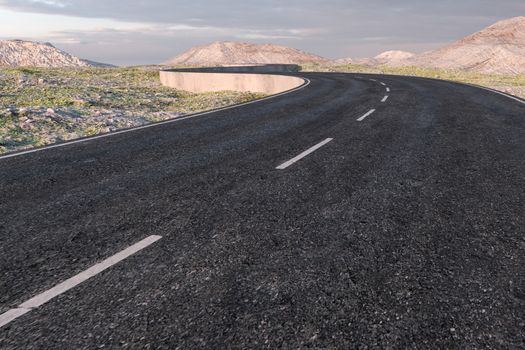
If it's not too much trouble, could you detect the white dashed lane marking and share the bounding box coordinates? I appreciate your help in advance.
[357,109,376,122]
[0,235,163,329]
[276,138,334,170]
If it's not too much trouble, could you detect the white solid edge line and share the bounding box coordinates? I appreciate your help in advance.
[406,74,525,106]
[470,84,525,105]
[276,138,333,170]
[375,72,525,106]
[360,73,525,107]
[381,95,389,103]
[0,235,162,329]
[0,78,311,161]
[357,109,376,122]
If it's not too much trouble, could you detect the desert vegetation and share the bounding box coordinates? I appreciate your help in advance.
[0,66,263,154]
[2,62,524,156]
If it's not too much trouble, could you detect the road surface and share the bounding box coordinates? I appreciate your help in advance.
[1,73,524,349]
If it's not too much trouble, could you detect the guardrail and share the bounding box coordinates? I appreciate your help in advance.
[160,65,305,94]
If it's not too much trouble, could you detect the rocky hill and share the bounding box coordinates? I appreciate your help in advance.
[335,50,415,67]
[164,41,329,66]
[332,57,355,65]
[0,40,110,68]
[402,17,525,74]
[373,50,415,65]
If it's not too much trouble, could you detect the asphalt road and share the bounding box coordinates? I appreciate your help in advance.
[0,72,524,349]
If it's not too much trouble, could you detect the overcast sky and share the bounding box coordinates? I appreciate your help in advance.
[0,0,524,66]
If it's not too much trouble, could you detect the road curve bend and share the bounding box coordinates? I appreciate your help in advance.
[0,72,524,349]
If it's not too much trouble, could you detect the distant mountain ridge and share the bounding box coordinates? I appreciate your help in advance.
[402,16,525,74]
[164,41,329,66]
[373,50,415,65]
[5,16,522,75]
[337,51,415,67]
[0,40,111,68]
[332,17,525,75]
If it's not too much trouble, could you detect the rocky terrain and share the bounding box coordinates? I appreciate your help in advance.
[335,51,415,67]
[332,57,355,65]
[354,17,525,75]
[0,40,111,68]
[317,17,525,96]
[0,67,263,154]
[164,41,329,66]
[373,50,415,65]
[402,17,525,75]
[165,17,525,76]
[332,17,525,76]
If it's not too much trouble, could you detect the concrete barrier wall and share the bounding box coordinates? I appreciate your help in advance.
[172,64,300,73]
[159,66,305,94]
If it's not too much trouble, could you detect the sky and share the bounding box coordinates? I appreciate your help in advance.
[0,0,524,66]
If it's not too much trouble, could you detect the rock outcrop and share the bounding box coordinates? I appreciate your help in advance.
[164,41,329,66]
[335,50,415,67]
[403,17,525,74]
[0,40,111,68]
[373,50,415,65]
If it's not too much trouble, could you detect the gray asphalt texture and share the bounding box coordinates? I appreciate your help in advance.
[0,73,524,349]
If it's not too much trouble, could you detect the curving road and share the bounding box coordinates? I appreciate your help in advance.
[0,73,524,349]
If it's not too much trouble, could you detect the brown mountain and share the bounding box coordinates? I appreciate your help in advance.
[373,50,415,65]
[335,50,415,67]
[163,41,329,66]
[0,40,111,68]
[404,17,525,74]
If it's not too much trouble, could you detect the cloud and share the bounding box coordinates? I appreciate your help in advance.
[2,0,524,26]
[29,0,65,7]
[43,23,318,65]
